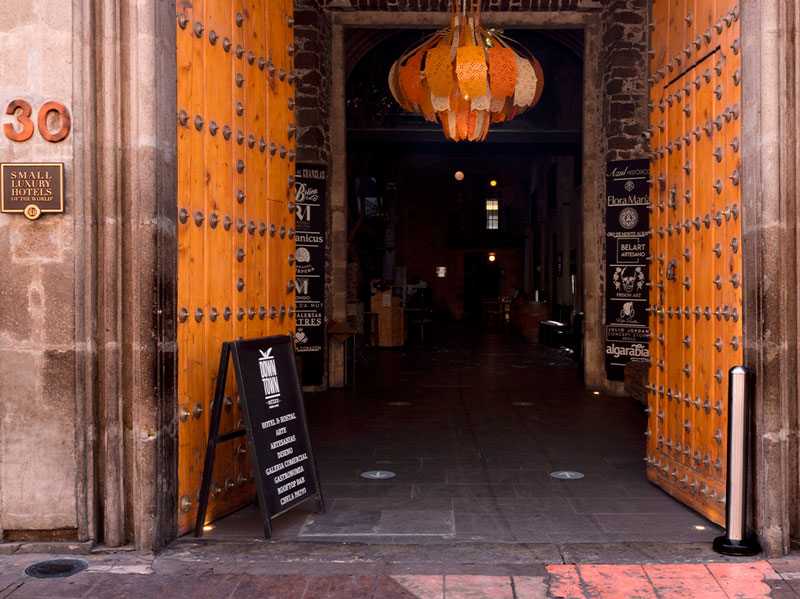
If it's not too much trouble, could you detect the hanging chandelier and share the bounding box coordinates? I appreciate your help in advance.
[388,0,544,142]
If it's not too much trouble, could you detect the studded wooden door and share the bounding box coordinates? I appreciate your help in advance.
[176,0,297,535]
[647,0,741,525]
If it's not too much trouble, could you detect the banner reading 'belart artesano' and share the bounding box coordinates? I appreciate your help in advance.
[605,159,650,381]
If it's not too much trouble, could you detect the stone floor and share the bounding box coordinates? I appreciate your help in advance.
[203,324,721,544]
[0,549,797,598]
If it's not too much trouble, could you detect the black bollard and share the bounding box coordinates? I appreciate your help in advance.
[713,366,761,556]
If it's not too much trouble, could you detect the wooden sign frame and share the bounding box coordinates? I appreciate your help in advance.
[194,336,325,539]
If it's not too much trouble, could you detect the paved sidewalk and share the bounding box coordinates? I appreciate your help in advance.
[1,551,800,598]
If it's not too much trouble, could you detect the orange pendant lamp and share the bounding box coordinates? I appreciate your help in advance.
[388,0,544,142]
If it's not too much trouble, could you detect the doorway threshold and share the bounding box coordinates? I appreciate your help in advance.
[165,537,756,575]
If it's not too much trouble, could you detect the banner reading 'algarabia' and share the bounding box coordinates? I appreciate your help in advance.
[605,159,650,381]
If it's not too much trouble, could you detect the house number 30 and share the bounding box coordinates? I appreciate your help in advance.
[4,99,71,143]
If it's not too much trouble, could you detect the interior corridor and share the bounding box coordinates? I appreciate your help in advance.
[204,326,721,544]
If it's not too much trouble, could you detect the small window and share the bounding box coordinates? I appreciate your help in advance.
[486,199,498,230]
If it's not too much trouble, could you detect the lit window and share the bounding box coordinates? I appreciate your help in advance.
[486,199,498,230]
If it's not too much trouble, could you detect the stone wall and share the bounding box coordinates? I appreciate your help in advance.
[0,0,178,551]
[0,0,79,540]
[295,0,333,166]
[601,0,649,160]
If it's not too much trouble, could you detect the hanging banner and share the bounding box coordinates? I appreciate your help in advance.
[605,159,650,381]
[295,164,326,386]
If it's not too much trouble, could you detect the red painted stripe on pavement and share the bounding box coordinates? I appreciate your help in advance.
[643,564,726,599]
[578,564,658,599]
[707,561,774,599]
[546,565,589,599]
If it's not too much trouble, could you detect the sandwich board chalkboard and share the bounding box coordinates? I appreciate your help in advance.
[194,335,325,539]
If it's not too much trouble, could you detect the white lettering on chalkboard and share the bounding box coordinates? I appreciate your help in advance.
[260,412,297,430]
[274,465,305,484]
[270,434,296,450]
[275,426,287,436]
[276,476,305,495]
[258,349,281,407]
[280,487,308,506]
[276,447,294,459]
[265,452,307,475]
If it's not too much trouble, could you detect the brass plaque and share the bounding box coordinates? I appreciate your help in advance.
[1,163,64,220]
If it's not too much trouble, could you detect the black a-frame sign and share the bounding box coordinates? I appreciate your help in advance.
[194,335,325,538]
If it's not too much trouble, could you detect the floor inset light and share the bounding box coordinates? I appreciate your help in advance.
[593,391,600,395]
[361,470,396,480]
[454,170,465,181]
[694,525,707,530]
[550,471,585,480]
[203,525,214,531]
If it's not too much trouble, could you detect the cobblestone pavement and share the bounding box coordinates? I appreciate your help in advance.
[1,550,800,598]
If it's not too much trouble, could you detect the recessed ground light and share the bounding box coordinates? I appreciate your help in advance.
[550,471,585,480]
[454,170,465,181]
[694,525,707,530]
[24,559,88,579]
[360,470,396,479]
[593,391,600,395]
[203,525,215,531]
[512,402,535,407]
[388,401,411,406]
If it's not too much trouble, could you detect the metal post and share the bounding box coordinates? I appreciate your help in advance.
[713,366,760,555]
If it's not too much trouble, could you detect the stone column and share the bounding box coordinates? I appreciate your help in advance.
[92,0,178,551]
[741,0,798,557]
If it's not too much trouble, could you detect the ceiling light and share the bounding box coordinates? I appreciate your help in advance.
[388,1,544,142]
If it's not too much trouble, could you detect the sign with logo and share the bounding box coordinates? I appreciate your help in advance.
[605,159,650,381]
[1,163,64,220]
[195,336,324,538]
[294,164,326,386]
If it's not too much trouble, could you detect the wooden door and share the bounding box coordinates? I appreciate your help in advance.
[647,0,741,525]
[176,0,297,535]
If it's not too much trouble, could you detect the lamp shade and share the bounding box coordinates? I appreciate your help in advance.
[388,1,544,142]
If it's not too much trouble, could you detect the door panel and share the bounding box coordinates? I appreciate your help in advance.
[176,0,296,535]
[647,0,740,524]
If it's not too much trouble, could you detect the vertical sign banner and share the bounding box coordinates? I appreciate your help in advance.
[294,164,326,386]
[605,159,650,381]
